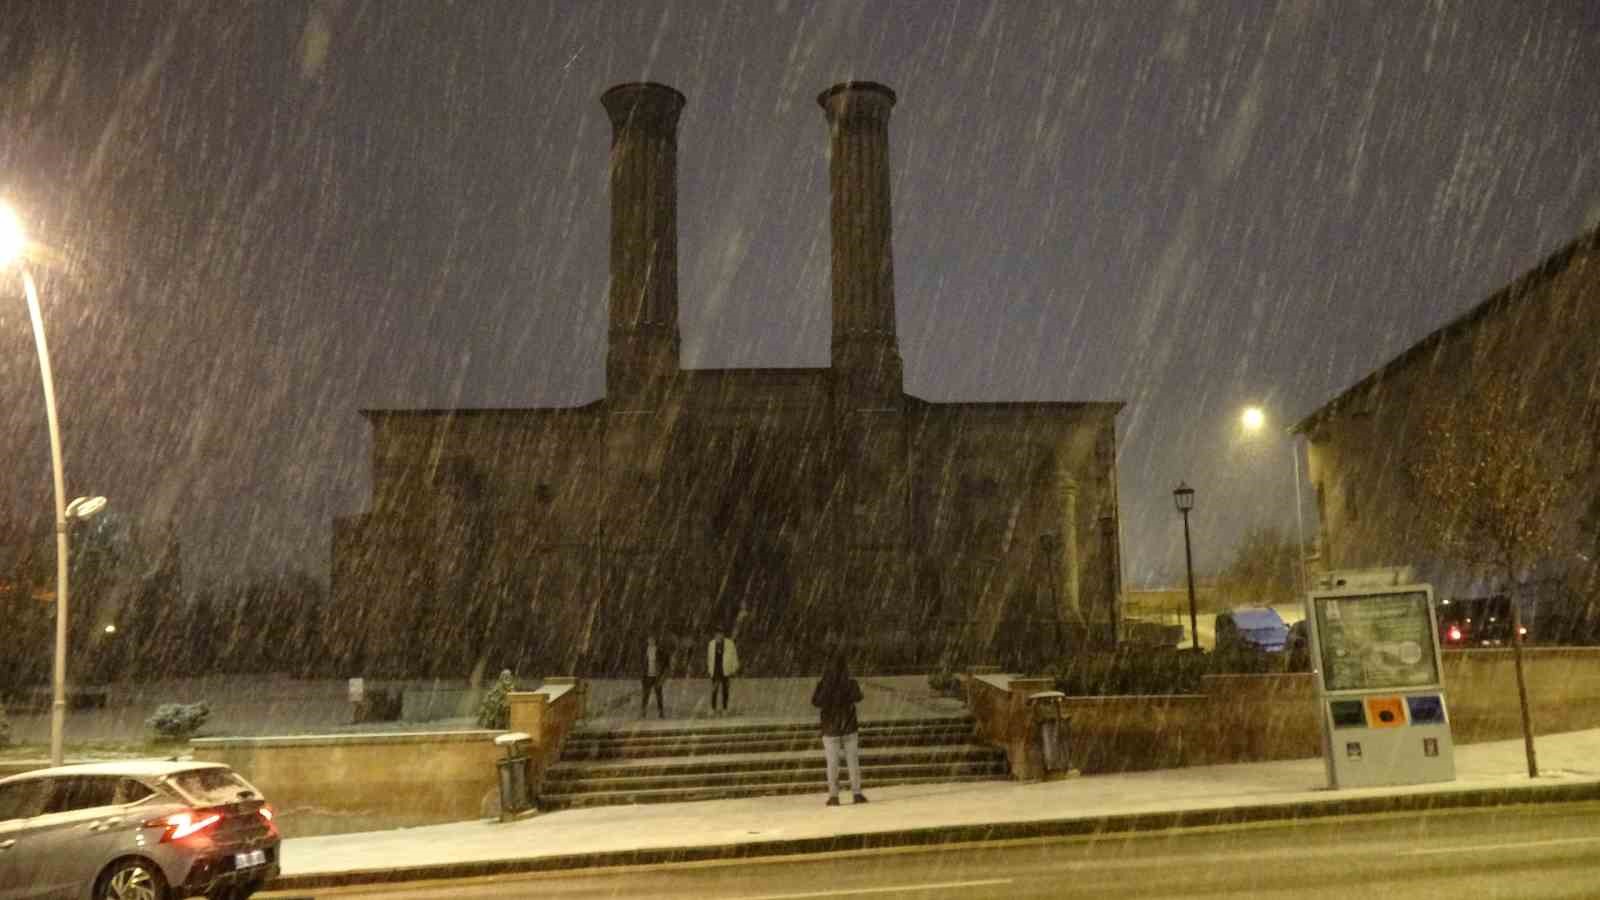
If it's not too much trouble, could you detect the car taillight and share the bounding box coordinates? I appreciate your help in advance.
[145,810,221,842]
[1448,626,1462,641]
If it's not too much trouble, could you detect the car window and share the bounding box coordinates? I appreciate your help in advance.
[113,778,156,805]
[43,776,120,814]
[0,780,51,821]
[167,768,255,805]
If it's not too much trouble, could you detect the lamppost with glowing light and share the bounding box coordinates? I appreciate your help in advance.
[1174,482,1199,652]
[1238,404,1311,600]
[1,203,107,766]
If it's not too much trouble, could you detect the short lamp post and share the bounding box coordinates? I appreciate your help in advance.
[1,203,107,766]
[1174,482,1199,653]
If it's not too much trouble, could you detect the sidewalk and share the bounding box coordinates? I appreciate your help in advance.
[264,726,1600,891]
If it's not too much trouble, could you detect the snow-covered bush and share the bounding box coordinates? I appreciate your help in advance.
[146,701,211,741]
[477,669,516,729]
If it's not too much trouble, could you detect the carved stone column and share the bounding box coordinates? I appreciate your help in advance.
[602,82,684,411]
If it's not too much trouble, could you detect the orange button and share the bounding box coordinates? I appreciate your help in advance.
[1365,696,1406,728]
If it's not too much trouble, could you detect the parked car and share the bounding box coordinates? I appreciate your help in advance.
[0,760,279,900]
[1214,607,1290,654]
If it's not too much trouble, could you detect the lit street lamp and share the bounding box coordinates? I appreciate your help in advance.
[1173,482,1199,652]
[1238,405,1311,601]
[2,203,107,766]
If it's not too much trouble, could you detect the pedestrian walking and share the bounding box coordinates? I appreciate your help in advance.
[641,633,667,718]
[811,651,867,805]
[706,628,739,714]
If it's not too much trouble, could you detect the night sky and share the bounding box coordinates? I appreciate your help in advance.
[1,1,1597,590]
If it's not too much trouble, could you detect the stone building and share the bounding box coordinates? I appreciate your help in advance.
[331,82,1124,676]
[1292,225,1600,635]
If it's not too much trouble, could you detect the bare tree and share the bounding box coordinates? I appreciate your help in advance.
[1217,526,1299,610]
[1407,375,1596,778]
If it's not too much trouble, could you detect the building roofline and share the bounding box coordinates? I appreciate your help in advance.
[360,401,604,419]
[907,396,1125,414]
[1291,222,1600,436]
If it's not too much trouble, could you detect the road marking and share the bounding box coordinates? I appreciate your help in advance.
[735,879,1013,899]
[1398,835,1600,856]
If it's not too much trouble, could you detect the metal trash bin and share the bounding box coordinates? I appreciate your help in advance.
[1028,690,1071,776]
[494,731,534,820]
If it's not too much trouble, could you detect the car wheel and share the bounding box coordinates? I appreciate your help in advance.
[96,858,169,900]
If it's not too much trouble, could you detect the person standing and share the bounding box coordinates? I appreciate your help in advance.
[641,634,667,718]
[811,652,867,805]
[706,628,739,715]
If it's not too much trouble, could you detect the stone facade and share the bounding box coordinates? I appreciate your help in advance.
[331,82,1124,676]
[1293,226,1600,630]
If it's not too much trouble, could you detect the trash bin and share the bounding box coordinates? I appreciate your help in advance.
[1028,690,1071,776]
[494,731,534,820]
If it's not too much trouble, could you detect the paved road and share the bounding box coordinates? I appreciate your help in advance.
[264,800,1600,899]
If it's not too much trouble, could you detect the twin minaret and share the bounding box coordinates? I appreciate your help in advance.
[600,81,904,408]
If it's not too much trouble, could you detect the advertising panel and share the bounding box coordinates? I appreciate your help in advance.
[1314,589,1440,693]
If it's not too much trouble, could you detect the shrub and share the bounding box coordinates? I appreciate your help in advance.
[146,701,211,741]
[477,669,516,730]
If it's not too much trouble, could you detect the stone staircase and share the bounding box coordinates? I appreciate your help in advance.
[539,714,1008,810]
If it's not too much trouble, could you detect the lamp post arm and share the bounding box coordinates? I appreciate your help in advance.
[24,269,71,767]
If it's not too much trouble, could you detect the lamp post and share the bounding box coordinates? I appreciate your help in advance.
[1,203,107,766]
[1173,482,1199,652]
[1240,405,1311,602]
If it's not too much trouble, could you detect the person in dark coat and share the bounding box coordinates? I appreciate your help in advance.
[640,634,667,718]
[811,652,866,805]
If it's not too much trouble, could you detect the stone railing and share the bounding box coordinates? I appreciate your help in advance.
[506,677,586,799]
[966,671,1061,780]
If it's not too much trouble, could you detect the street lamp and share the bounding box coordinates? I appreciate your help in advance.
[2,202,107,766]
[1239,404,1311,601]
[1173,482,1199,652]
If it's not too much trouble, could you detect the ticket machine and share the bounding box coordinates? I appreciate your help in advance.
[1304,575,1456,789]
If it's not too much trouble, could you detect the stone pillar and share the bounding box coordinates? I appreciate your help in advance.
[818,81,904,405]
[602,82,684,411]
[816,83,910,647]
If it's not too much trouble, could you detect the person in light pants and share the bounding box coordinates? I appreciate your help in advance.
[811,651,867,805]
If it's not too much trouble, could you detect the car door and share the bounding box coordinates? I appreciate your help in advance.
[25,775,124,899]
[0,778,53,900]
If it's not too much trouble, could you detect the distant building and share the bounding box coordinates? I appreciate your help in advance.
[1292,225,1600,637]
[331,82,1125,676]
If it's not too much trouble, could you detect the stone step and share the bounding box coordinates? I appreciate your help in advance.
[539,772,1008,811]
[546,745,1006,782]
[568,715,975,742]
[561,726,976,761]
[546,759,1009,795]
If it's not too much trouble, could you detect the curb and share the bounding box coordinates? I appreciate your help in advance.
[265,777,1600,891]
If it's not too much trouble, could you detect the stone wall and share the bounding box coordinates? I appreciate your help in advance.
[191,730,504,834]
[970,648,1600,778]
